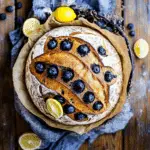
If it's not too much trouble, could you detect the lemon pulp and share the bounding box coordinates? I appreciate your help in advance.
[19,133,41,150]
[46,98,63,119]
[134,38,149,58]
[23,18,41,37]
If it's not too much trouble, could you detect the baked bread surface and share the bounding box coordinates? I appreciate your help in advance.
[26,26,123,125]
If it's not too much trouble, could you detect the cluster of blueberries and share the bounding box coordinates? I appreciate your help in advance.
[54,95,87,121]
[33,38,118,120]
[35,62,103,120]
[94,15,135,38]
[47,38,117,82]
[70,6,123,34]
[95,19,118,33]
[127,23,135,37]
[0,2,24,25]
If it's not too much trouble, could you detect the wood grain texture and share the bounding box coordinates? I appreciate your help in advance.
[0,0,16,150]
[124,0,150,150]
[80,132,122,150]
[15,0,32,149]
[16,0,32,19]
[116,0,123,17]
[91,131,122,150]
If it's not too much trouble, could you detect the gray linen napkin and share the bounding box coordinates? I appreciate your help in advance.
[10,0,133,149]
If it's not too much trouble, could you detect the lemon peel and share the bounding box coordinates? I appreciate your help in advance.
[54,6,76,23]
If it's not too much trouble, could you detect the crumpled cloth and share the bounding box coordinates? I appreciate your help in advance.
[33,0,116,19]
[10,0,133,149]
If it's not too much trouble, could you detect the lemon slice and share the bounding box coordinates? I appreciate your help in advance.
[134,39,149,58]
[46,98,63,119]
[23,18,41,37]
[54,6,76,23]
[19,133,41,150]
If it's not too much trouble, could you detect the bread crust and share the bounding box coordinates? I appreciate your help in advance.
[26,26,123,125]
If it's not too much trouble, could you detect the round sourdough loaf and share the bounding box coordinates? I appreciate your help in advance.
[25,26,123,125]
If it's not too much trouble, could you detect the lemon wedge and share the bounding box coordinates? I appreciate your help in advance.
[19,133,41,150]
[23,18,41,37]
[46,98,63,119]
[134,39,149,58]
[54,6,76,23]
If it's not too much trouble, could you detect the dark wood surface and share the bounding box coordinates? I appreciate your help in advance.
[0,0,150,149]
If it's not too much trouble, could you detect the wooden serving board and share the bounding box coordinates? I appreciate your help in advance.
[0,0,150,149]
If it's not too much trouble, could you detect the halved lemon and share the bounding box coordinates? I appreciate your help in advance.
[53,6,76,23]
[19,133,41,150]
[23,18,41,37]
[46,98,63,119]
[134,38,149,58]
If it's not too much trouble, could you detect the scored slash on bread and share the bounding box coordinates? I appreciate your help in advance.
[44,36,110,104]
[30,55,106,114]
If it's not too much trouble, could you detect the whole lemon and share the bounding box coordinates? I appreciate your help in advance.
[54,6,76,23]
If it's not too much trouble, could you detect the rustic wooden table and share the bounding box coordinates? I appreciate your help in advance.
[0,0,150,149]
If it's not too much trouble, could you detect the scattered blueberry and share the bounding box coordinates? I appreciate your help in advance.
[106,25,113,32]
[54,95,66,104]
[86,15,94,23]
[47,39,57,50]
[98,46,106,56]
[127,23,134,30]
[74,9,80,15]
[77,44,90,57]
[62,68,74,82]
[129,30,135,37]
[6,6,14,13]
[93,101,103,110]
[35,62,45,73]
[16,16,24,25]
[47,64,59,78]
[16,2,23,9]
[74,112,87,120]
[117,20,123,26]
[60,39,73,51]
[0,13,6,20]
[104,71,115,82]
[83,91,95,104]
[63,104,75,114]
[91,64,100,74]
[72,80,85,94]
[95,20,107,29]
